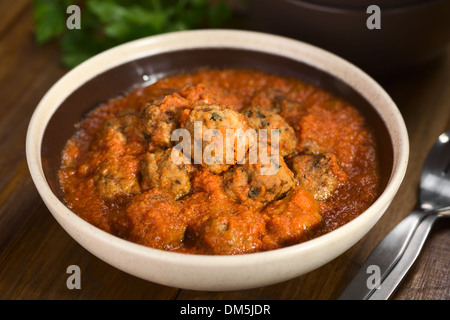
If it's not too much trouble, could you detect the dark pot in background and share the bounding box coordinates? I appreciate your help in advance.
[249,0,450,76]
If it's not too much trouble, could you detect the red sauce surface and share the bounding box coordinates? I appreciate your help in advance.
[58,69,380,255]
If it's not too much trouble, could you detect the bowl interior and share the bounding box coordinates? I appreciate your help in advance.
[41,48,394,215]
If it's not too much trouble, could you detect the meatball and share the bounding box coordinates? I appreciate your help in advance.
[249,89,306,129]
[249,88,285,113]
[140,148,194,200]
[138,84,217,149]
[185,209,266,255]
[126,189,185,250]
[262,187,322,249]
[113,110,144,141]
[185,104,252,174]
[241,107,296,157]
[90,111,137,153]
[288,152,347,201]
[94,155,141,200]
[138,99,186,149]
[223,155,295,203]
[181,189,267,255]
[90,113,142,200]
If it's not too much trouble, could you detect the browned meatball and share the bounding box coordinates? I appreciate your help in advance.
[126,189,185,250]
[94,156,141,201]
[183,205,266,255]
[138,84,217,150]
[262,187,322,248]
[91,113,142,200]
[223,155,295,203]
[185,104,252,174]
[90,110,141,153]
[112,110,144,142]
[249,89,306,128]
[288,152,347,201]
[241,107,296,157]
[195,211,266,255]
[138,100,185,149]
[249,88,285,113]
[140,148,194,200]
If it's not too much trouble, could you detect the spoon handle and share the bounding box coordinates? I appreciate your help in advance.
[338,209,428,300]
[368,214,438,300]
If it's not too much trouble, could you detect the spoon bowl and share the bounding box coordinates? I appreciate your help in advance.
[419,131,450,211]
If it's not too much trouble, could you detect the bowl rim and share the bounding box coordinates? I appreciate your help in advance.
[26,29,409,271]
[284,0,443,12]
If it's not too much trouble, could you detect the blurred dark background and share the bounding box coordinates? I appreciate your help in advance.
[33,0,450,77]
[247,0,450,77]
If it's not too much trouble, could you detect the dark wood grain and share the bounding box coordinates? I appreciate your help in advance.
[0,2,448,300]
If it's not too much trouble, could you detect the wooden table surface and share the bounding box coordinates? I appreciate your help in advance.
[1,1,449,300]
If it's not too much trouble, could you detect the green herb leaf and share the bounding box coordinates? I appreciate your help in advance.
[33,0,233,68]
[211,112,221,121]
[33,0,66,43]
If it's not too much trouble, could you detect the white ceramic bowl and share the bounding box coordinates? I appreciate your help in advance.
[26,30,409,291]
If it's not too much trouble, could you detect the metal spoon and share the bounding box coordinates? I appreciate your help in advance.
[338,130,450,300]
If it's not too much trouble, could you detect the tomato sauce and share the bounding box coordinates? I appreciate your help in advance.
[58,69,380,255]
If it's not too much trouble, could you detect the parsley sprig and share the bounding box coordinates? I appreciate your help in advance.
[33,0,231,68]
